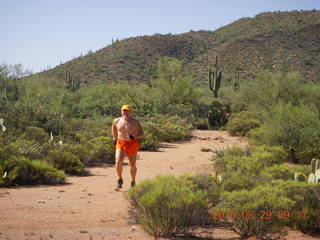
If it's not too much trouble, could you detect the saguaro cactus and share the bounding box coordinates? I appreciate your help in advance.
[233,70,240,92]
[65,70,81,91]
[208,56,222,98]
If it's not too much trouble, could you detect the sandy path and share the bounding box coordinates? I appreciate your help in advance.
[0,130,318,240]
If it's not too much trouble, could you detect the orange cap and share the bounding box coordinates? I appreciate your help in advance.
[121,105,132,111]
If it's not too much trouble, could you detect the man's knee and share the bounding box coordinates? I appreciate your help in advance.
[115,159,123,166]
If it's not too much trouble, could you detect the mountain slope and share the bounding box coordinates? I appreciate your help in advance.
[41,10,320,85]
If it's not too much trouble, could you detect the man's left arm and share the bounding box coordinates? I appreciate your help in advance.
[134,121,144,139]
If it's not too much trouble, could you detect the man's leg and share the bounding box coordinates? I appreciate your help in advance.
[127,152,137,186]
[115,148,126,188]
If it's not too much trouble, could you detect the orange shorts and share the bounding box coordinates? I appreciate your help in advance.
[116,139,140,155]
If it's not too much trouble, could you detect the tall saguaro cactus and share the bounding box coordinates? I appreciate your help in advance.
[65,70,81,91]
[233,70,240,92]
[208,56,222,98]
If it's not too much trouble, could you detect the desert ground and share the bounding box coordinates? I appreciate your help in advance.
[0,130,319,240]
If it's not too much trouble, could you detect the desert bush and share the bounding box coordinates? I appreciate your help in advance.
[212,147,246,174]
[127,175,212,238]
[214,185,294,239]
[213,145,286,175]
[5,101,65,135]
[212,145,287,192]
[140,115,191,151]
[47,150,84,174]
[272,180,320,234]
[85,136,115,164]
[248,145,288,166]
[0,144,21,161]
[1,156,66,186]
[0,165,5,186]
[139,122,161,151]
[207,100,230,129]
[252,103,320,164]
[208,147,227,161]
[193,118,209,130]
[20,126,49,143]
[227,111,261,136]
[228,71,309,114]
[150,115,191,142]
[61,118,88,142]
[260,164,296,181]
[290,164,311,177]
[12,139,44,160]
[181,174,222,207]
[60,143,90,163]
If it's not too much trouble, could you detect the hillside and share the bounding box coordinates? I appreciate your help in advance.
[41,10,320,85]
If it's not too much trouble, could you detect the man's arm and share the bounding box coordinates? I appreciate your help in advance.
[134,121,144,139]
[112,119,118,140]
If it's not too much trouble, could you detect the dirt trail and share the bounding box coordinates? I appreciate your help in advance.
[0,130,318,240]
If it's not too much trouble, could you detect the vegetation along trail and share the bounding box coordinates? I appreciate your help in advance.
[0,130,318,240]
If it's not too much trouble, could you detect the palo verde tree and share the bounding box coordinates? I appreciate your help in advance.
[153,57,201,117]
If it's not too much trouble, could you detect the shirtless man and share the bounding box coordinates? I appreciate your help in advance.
[112,105,144,190]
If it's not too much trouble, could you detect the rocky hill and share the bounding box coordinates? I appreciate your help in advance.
[41,10,320,85]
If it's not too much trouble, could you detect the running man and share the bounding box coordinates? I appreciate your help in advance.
[112,105,144,190]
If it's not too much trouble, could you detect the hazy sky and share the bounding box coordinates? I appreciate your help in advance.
[1,0,319,73]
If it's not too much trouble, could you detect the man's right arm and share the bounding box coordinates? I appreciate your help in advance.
[112,119,119,143]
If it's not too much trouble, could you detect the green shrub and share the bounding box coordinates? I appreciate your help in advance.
[60,143,91,164]
[273,180,320,234]
[207,100,230,129]
[1,156,66,186]
[0,165,4,186]
[20,126,48,144]
[47,150,84,174]
[127,175,212,238]
[180,174,222,207]
[248,145,288,166]
[220,164,261,192]
[0,144,22,161]
[212,146,288,192]
[260,164,296,181]
[12,139,44,160]
[62,118,88,142]
[5,101,65,135]
[85,136,115,164]
[228,71,308,114]
[139,122,161,151]
[213,145,286,176]
[227,111,261,136]
[208,147,227,161]
[193,118,209,130]
[289,163,312,180]
[210,146,246,174]
[140,115,191,151]
[251,103,320,164]
[214,185,294,239]
[155,115,191,142]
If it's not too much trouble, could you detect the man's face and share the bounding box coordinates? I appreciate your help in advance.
[122,109,131,118]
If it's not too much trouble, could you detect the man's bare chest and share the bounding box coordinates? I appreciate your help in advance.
[117,119,136,132]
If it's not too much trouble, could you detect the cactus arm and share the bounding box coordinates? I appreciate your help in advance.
[311,158,316,173]
[315,169,320,183]
[208,69,214,92]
